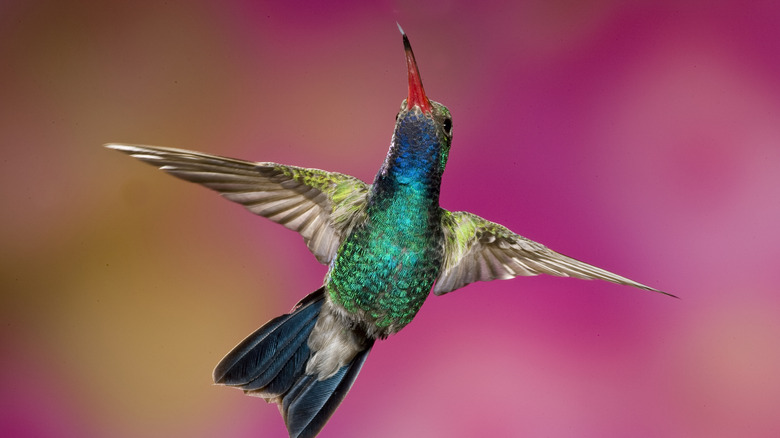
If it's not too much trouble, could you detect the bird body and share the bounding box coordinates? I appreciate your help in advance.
[107,27,671,438]
[328,103,450,337]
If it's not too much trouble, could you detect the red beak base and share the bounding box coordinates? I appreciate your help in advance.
[402,31,432,113]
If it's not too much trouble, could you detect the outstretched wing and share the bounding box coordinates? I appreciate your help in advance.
[106,143,369,265]
[434,210,673,297]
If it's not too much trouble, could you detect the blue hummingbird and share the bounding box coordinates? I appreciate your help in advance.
[107,26,672,438]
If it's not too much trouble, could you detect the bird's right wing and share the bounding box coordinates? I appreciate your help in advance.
[106,144,369,265]
[434,210,673,297]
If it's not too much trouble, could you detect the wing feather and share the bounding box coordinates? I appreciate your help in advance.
[435,210,673,297]
[106,143,369,264]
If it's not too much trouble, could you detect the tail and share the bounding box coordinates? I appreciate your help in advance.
[213,287,374,438]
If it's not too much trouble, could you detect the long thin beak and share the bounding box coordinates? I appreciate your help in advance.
[399,24,432,113]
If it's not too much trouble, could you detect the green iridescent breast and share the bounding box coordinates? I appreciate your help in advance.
[327,187,443,336]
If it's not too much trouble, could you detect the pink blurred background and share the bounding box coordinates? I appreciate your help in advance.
[3,1,780,437]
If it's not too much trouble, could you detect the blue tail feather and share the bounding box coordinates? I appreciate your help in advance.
[213,289,324,390]
[239,315,315,393]
[282,343,373,438]
[213,287,374,438]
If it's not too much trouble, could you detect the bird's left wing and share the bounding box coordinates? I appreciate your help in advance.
[106,144,369,265]
[434,210,672,297]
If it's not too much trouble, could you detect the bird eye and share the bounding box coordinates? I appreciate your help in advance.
[443,118,452,135]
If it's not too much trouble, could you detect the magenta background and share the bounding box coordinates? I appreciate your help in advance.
[3,1,780,437]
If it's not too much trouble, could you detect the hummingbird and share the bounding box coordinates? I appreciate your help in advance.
[107,26,673,438]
